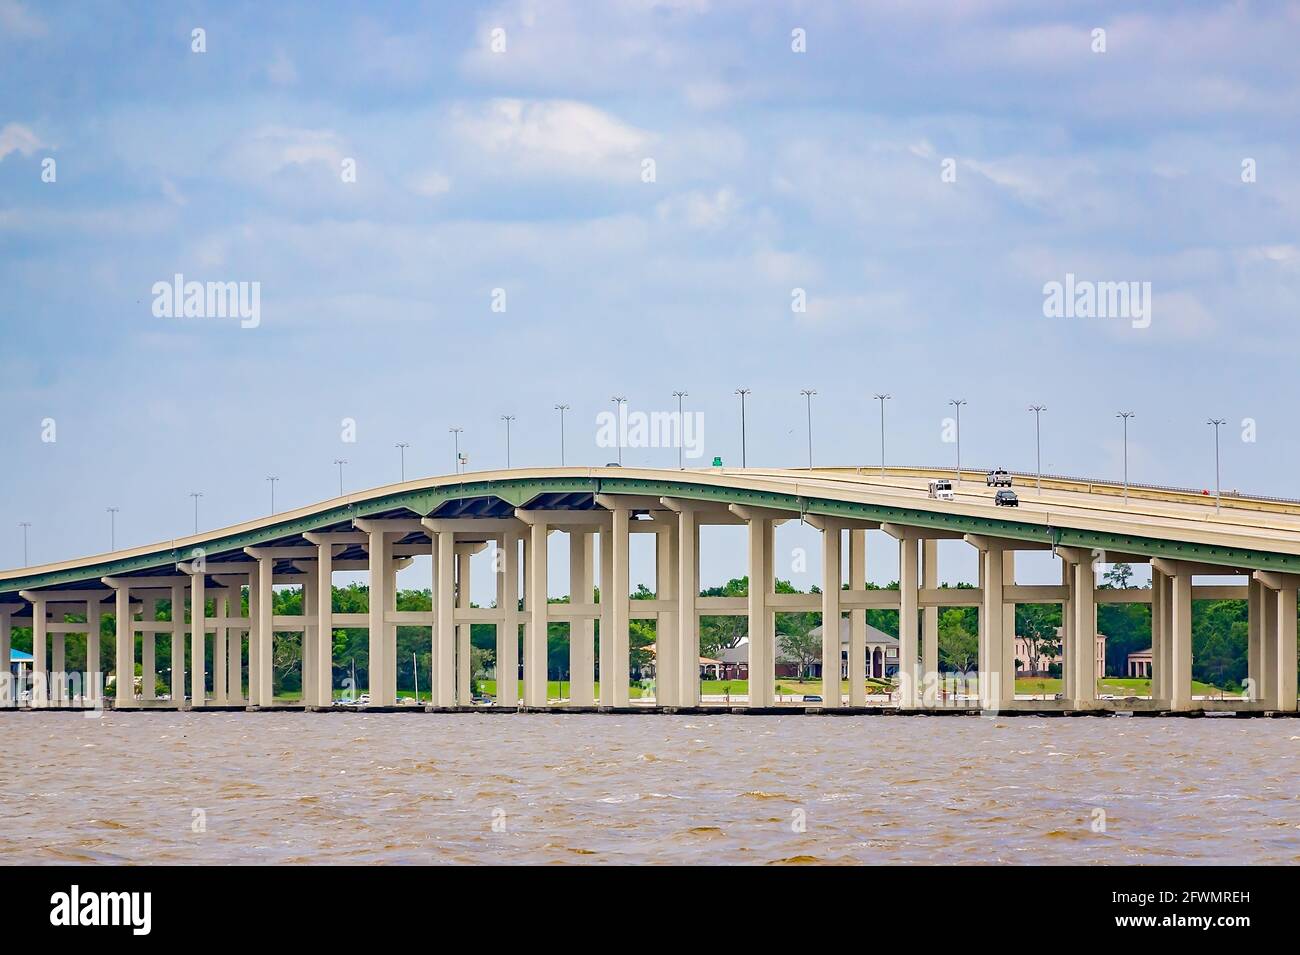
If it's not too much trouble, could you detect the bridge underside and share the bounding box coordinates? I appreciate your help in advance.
[1,467,1297,715]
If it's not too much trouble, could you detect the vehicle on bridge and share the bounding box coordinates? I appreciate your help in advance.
[995,489,1019,507]
[986,468,1013,487]
[928,478,955,501]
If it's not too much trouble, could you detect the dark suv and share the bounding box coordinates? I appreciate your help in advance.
[995,489,1019,507]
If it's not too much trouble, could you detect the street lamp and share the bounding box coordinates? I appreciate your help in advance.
[735,388,751,467]
[449,428,463,474]
[671,391,688,469]
[800,389,817,469]
[610,397,627,465]
[333,459,347,496]
[396,442,410,482]
[18,522,30,566]
[554,404,570,465]
[1207,418,1226,513]
[874,393,891,478]
[501,415,515,468]
[1028,405,1047,494]
[1116,412,1135,505]
[948,399,966,484]
[266,476,279,515]
[107,506,119,551]
[189,491,203,534]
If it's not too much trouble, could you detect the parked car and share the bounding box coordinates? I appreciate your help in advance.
[986,468,1012,487]
[995,489,1019,507]
[928,478,955,501]
[802,694,823,703]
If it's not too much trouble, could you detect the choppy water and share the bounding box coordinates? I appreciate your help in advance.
[1,712,1297,865]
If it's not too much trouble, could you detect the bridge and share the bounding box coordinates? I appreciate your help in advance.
[2,465,1297,714]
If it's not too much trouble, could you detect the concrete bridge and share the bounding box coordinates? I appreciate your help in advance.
[1,465,1297,715]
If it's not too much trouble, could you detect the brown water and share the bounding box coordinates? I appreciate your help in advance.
[1,712,1297,865]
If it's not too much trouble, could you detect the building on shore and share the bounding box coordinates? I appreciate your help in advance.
[1013,627,1107,679]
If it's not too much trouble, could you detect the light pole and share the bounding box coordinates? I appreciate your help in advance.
[948,399,966,484]
[800,389,816,469]
[610,397,626,465]
[1116,412,1135,505]
[19,522,30,566]
[396,442,410,482]
[735,388,751,467]
[1207,418,1226,513]
[874,393,891,477]
[266,476,279,514]
[671,391,687,468]
[554,404,570,465]
[107,506,119,551]
[1029,405,1047,494]
[189,491,203,534]
[449,428,463,474]
[333,459,347,496]
[501,415,515,468]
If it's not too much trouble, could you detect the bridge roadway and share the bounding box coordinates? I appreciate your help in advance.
[1,466,1297,715]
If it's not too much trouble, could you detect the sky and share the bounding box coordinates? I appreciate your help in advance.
[2,0,1299,598]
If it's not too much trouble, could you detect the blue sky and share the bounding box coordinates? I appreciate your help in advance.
[2,1,1298,594]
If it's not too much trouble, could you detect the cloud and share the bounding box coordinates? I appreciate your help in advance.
[0,121,46,161]
[223,125,348,181]
[0,0,46,38]
[655,187,738,230]
[409,169,452,198]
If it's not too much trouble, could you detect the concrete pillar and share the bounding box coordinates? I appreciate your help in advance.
[746,517,773,707]
[499,531,521,706]
[1261,584,1278,707]
[169,583,185,703]
[848,530,868,706]
[190,574,205,706]
[140,597,156,701]
[1150,569,1166,699]
[315,549,333,707]
[1276,583,1297,712]
[228,601,244,706]
[114,587,132,706]
[1170,570,1194,711]
[1060,559,1073,703]
[0,609,11,706]
[382,545,398,705]
[821,524,842,707]
[977,546,1004,709]
[677,510,700,707]
[1071,558,1097,708]
[655,521,679,706]
[609,508,631,707]
[456,547,472,704]
[32,597,47,707]
[899,537,920,708]
[524,520,549,707]
[255,556,273,705]
[300,573,315,708]
[433,531,455,706]
[598,523,613,703]
[1001,550,1016,703]
[570,531,596,706]
[86,601,103,703]
[247,563,261,705]
[920,538,938,706]
[212,588,228,705]
[366,530,387,706]
[52,630,66,705]
[1246,577,1262,701]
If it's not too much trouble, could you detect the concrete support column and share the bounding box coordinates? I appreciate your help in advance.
[85,600,102,703]
[1261,585,1278,707]
[746,517,773,707]
[228,600,244,706]
[190,574,205,706]
[212,588,228,705]
[1276,583,1297,712]
[456,548,472,704]
[849,530,868,706]
[382,547,398,705]
[114,587,132,706]
[1170,571,1194,712]
[52,628,66,706]
[598,523,613,703]
[1246,577,1262,701]
[139,596,156,701]
[255,557,273,705]
[1060,559,1074,704]
[1071,558,1097,708]
[0,609,11,706]
[570,531,596,706]
[248,563,262,705]
[1150,569,1166,700]
[977,546,1004,709]
[300,573,316,708]
[609,508,631,708]
[821,524,842,707]
[655,521,679,706]
[32,597,47,707]
[524,520,549,707]
[677,510,700,707]
[366,530,387,706]
[921,538,938,706]
[433,531,455,706]
[315,549,333,708]
[170,583,185,703]
[899,537,920,708]
[1001,550,1016,703]
[499,531,521,706]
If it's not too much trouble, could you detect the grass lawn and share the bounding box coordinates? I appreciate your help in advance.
[1013,676,1243,698]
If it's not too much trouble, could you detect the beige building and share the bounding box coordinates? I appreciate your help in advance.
[1013,627,1106,679]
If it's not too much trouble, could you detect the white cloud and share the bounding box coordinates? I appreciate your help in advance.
[0,122,46,161]
[224,125,347,180]
[655,187,738,230]
[410,169,452,198]
[0,0,46,37]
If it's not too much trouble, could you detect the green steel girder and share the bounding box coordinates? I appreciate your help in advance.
[3,475,1298,596]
